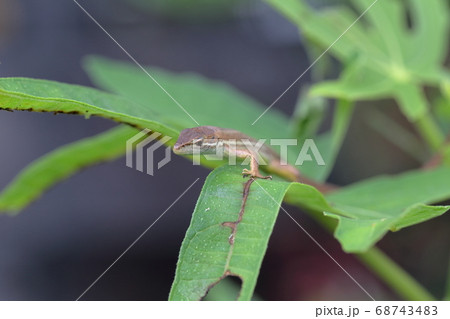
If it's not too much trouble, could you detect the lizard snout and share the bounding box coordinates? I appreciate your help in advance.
[173,142,187,154]
[173,143,182,152]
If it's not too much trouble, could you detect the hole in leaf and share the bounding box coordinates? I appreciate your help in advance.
[202,275,243,301]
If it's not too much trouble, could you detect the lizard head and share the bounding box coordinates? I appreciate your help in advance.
[173,126,220,154]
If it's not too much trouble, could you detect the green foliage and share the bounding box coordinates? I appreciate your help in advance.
[301,98,354,181]
[0,126,139,214]
[324,167,450,251]
[0,0,449,302]
[83,56,289,140]
[169,165,338,301]
[290,86,327,141]
[267,0,449,150]
[0,77,177,138]
[170,165,450,299]
[203,277,261,301]
[356,248,435,301]
[288,86,354,182]
[0,60,316,212]
[84,56,345,179]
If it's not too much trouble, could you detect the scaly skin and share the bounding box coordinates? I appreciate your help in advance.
[173,126,336,193]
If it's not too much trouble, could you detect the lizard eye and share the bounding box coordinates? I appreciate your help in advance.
[193,139,203,146]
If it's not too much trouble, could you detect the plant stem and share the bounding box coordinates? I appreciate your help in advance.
[356,248,435,301]
[308,212,435,300]
[415,112,445,152]
[395,84,445,153]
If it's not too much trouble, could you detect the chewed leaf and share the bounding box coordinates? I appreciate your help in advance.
[0,60,326,215]
[170,165,450,300]
[169,165,339,301]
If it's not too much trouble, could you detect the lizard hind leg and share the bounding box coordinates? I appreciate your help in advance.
[241,153,272,180]
[226,146,272,180]
[242,168,272,180]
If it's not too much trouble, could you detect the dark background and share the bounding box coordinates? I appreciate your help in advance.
[0,0,448,300]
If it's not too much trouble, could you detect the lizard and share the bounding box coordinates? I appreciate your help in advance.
[173,126,336,193]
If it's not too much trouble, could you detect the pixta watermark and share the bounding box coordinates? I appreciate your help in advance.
[126,130,325,176]
[185,138,325,167]
[126,129,172,176]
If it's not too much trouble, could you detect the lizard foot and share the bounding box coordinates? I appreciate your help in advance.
[242,169,272,180]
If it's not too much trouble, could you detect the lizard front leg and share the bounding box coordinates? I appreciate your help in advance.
[230,148,272,180]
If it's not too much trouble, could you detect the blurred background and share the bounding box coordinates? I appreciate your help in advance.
[0,0,448,300]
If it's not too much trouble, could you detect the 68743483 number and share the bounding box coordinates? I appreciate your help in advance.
[375,305,437,316]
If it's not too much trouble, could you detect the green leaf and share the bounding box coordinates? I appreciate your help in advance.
[170,165,450,300]
[203,277,262,301]
[407,0,449,75]
[289,85,327,141]
[301,99,354,182]
[0,126,139,214]
[310,57,428,122]
[390,204,450,231]
[265,0,376,61]
[310,55,394,101]
[202,277,243,301]
[82,56,290,141]
[82,56,332,179]
[0,77,178,139]
[351,0,406,64]
[325,167,450,252]
[441,71,450,102]
[0,59,332,216]
[393,83,428,122]
[327,167,450,213]
[268,0,450,121]
[0,60,333,216]
[169,165,338,301]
